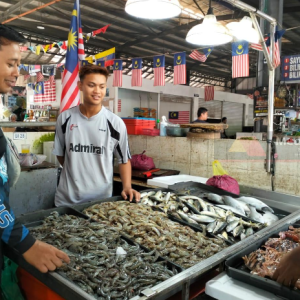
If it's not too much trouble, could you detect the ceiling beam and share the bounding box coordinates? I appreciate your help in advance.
[117,11,247,51]
[0,0,35,22]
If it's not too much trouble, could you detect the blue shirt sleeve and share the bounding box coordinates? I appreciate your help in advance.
[0,156,35,254]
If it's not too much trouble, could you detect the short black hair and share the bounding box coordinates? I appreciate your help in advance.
[79,64,109,81]
[222,117,227,122]
[0,24,26,49]
[197,107,208,118]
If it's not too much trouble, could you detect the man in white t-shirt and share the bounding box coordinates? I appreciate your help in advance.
[53,64,140,206]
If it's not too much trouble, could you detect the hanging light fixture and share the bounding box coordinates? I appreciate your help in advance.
[226,16,259,43]
[186,1,232,46]
[125,0,181,19]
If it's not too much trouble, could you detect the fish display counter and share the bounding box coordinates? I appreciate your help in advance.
[5,183,299,300]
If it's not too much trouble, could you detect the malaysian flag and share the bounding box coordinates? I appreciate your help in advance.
[94,47,115,67]
[34,81,56,103]
[169,111,190,124]
[29,65,40,75]
[131,58,142,87]
[113,59,123,87]
[250,29,285,69]
[81,60,90,66]
[232,41,249,78]
[60,0,85,113]
[49,75,55,88]
[118,99,121,112]
[95,60,105,67]
[205,86,214,101]
[36,72,44,82]
[153,55,165,86]
[173,52,186,85]
[189,48,213,62]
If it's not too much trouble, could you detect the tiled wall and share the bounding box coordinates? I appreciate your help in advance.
[129,135,300,197]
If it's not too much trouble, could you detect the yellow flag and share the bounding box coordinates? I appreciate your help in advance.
[86,56,93,64]
[36,45,41,55]
[44,45,50,52]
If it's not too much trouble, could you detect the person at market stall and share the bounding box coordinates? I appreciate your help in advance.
[192,107,208,123]
[53,64,140,207]
[0,24,70,277]
[273,247,300,287]
[221,117,228,138]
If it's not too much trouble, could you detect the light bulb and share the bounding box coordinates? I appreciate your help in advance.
[125,0,181,19]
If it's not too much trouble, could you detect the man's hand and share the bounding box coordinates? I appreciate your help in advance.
[121,188,141,202]
[23,240,70,273]
[273,247,300,287]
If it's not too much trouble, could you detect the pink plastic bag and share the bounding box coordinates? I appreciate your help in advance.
[206,175,240,195]
[131,151,155,171]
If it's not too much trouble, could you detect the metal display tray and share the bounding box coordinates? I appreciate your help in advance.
[9,206,183,300]
[225,223,300,300]
[169,181,289,219]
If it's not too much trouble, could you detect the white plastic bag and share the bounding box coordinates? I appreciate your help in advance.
[19,154,47,167]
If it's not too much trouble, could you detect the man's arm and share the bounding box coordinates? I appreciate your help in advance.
[273,247,300,286]
[56,156,64,167]
[119,161,140,202]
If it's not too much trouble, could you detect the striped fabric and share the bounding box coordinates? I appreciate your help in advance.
[169,111,190,124]
[205,86,214,101]
[60,0,85,113]
[232,54,249,78]
[189,50,207,62]
[36,72,44,82]
[34,81,56,103]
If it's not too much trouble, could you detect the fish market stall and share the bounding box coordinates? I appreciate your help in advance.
[5,180,298,300]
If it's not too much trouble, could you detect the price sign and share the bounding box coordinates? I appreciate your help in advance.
[13,132,27,140]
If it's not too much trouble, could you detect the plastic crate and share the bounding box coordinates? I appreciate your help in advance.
[17,268,64,300]
[122,118,156,135]
[142,128,160,136]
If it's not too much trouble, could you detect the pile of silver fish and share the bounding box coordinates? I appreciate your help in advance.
[30,211,178,299]
[83,201,227,268]
[140,191,277,242]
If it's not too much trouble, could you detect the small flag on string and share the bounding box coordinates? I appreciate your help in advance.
[29,65,40,75]
[189,48,213,62]
[36,72,44,82]
[81,60,90,66]
[153,55,165,86]
[205,86,214,101]
[232,41,249,78]
[250,29,285,69]
[113,59,123,87]
[173,52,186,85]
[94,47,115,67]
[95,60,105,67]
[131,58,142,87]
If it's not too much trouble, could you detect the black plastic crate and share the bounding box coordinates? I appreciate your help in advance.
[225,223,300,300]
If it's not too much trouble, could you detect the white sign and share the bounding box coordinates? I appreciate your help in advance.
[13,132,27,140]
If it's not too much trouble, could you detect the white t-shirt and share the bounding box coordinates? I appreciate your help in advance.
[53,105,131,207]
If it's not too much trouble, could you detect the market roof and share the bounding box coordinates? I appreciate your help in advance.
[1,0,299,90]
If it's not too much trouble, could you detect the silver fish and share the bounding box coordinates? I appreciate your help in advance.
[248,205,264,223]
[213,221,227,234]
[164,192,171,203]
[140,192,149,198]
[240,232,246,240]
[216,205,246,216]
[215,208,226,218]
[223,196,246,216]
[200,211,220,219]
[226,215,239,223]
[262,211,279,226]
[196,198,208,211]
[177,211,198,224]
[183,206,189,213]
[245,227,254,237]
[205,193,224,204]
[207,221,217,233]
[238,196,274,213]
[189,214,216,224]
[237,200,250,216]
[155,190,163,198]
[226,220,240,232]
[233,225,244,237]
